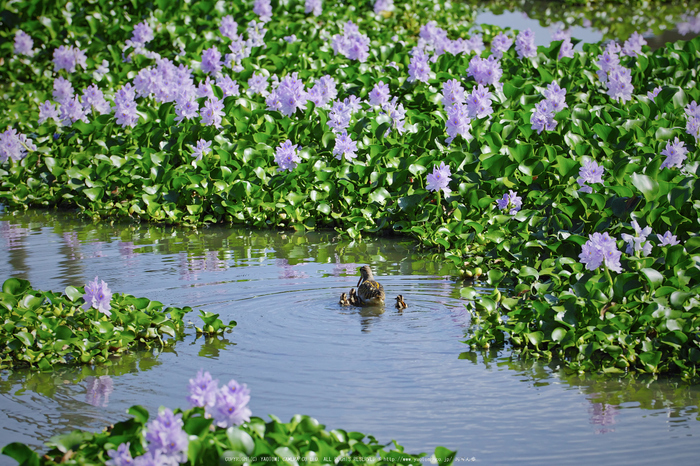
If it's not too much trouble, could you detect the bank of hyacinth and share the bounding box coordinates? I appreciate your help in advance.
[1,0,700,380]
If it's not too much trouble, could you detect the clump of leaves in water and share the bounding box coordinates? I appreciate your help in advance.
[1,370,458,465]
[0,278,235,370]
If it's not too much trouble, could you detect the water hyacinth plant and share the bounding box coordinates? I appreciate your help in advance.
[3,370,457,465]
[1,0,700,379]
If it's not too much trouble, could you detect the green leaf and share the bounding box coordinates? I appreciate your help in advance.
[433,446,457,466]
[641,268,664,290]
[1,443,40,466]
[630,173,659,203]
[45,431,93,454]
[226,427,255,455]
[65,286,83,302]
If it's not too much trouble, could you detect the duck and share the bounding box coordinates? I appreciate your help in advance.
[356,265,385,306]
[348,288,359,306]
[339,292,350,306]
[395,295,407,310]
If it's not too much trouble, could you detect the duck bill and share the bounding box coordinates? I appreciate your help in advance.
[357,277,363,287]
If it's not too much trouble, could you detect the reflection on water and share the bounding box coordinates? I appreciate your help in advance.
[0,210,699,465]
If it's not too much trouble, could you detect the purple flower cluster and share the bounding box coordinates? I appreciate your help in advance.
[685,101,700,143]
[419,21,482,58]
[408,47,430,83]
[383,97,407,136]
[515,29,536,59]
[188,370,252,428]
[596,43,633,103]
[496,190,523,215]
[106,443,132,466]
[305,0,322,16]
[307,75,337,107]
[621,220,652,257]
[38,101,60,124]
[374,0,394,14]
[331,21,370,62]
[220,15,238,40]
[531,81,567,134]
[275,140,301,171]
[622,32,646,57]
[60,96,88,125]
[577,160,605,193]
[82,276,113,316]
[426,162,452,194]
[678,13,700,35]
[52,76,74,105]
[490,32,513,59]
[657,231,680,246]
[466,84,493,119]
[659,137,688,170]
[647,86,662,102]
[368,81,391,107]
[190,139,212,162]
[266,72,307,116]
[445,103,471,144]
[551,27,574,59]
[466,55,502,87]
[142,408,189,464]
[579,232,622,273]
[14,30,33,57]
[174,96,199,124]
[133,58,196,103]
[201,96,225,128]
[53,45,88,73]
[218,75,240,98]
[201,47,223,75]
[114,84,139,128]
[333,130,358,161]
[253,0,272,22]
[442,79,465,107]
[0,128,36,163]
[248,72,269,96]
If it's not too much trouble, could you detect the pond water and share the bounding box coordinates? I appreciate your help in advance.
[0,210,699,464]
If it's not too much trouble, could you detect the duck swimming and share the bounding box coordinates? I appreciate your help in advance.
[395,294,407,310]
[356,265,385,305]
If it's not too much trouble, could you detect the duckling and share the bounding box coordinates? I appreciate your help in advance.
[356,265,385,306]
[395,295,407,310]
[348,288,359,306]
[339,292,350,306]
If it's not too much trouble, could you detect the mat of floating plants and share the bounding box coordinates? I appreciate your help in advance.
[1,0,700,381]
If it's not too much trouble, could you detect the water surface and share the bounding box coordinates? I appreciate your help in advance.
[0,210,699,465]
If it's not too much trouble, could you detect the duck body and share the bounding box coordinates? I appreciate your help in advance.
[356,265,385,305]
[395,295,407,310]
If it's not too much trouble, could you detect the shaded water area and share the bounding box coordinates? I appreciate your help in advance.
[0,210,699,464]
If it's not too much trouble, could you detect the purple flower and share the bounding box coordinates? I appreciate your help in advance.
[14,30,33,57]
[515,29,536,59]
[190,139,212,162]
[577,160,605,193]
[531,101,557,134]
[60,96,88,125]
[687,117,700,143]
[187,369,219,409]
[368,81,391,107]
[52,45,87,73]
[551,26,570,42]
[305,0,322,16]
[558,38,574,59]
[580,232,622,273]
[275,140,301,172]
[491,32,513,58]
[38,101,60,125]
[374,0,394,13]
[143,408,188,463]
[247,72,269,96]
[426,162,452,194]
[659,137,688,170]
[246,20,268,49]
[306,75,337,107]
[82,276,113,316]
[269,73,307,117]
[220,15,238,40]
[466,55,502,87]
[496,190,522,215]
[201,47,222,75]
[445,102,471,144]
[331,21,370,62]
[225,35,250,71]
[327,100,352,133]
[82,84,111,115]
[211,379,252,428]
[253,0,272,22]
[647,86,662,102]
[384,97,407,136]
[686,101,700,119]
[53,76,74,105]
[174,97,199,124]
[114,86,139,128]
[131,21,154,45]
[543,81,568,112]
[465,84,493,119]
[217,75,240,98]
[621,220,653,256]
[606,66,634,103]
[442,79,465,107]
[0,128,35,163]
[283,34,297,43]
[408,47,430,83]
[333,130,358,161]
[200,97,224,128]
[622,32,646,57]
[657,231,680,246]
[106,443,133,466]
